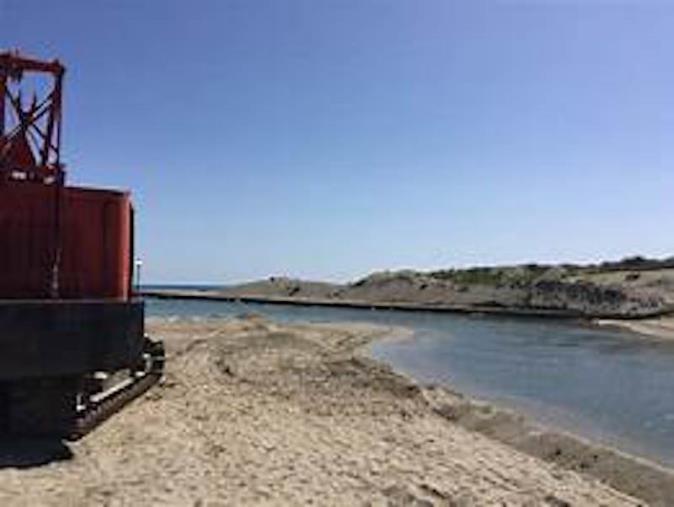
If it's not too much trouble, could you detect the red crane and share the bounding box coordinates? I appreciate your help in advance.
[0,51,164,439]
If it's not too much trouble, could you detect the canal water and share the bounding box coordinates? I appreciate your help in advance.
[147,297,674,467]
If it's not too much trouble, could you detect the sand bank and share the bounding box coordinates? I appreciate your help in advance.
[595,316,674,341]
[0,316,669,505]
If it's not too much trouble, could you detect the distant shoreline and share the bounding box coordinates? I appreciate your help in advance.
[141,288,674,321]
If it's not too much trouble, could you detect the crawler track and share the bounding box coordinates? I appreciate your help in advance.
[69,340,165,441]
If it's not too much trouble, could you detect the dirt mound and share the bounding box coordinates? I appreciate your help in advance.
[220,276,342,299]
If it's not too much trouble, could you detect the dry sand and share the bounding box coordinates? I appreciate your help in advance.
[0,316,662,506]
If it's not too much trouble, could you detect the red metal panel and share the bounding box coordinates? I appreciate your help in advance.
[0,182,131,300]
[0,183,57,298]
[60,186,131,300]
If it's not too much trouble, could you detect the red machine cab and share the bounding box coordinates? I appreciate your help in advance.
[0,182,133,300]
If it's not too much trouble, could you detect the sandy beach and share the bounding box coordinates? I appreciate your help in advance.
[0,315,670,506]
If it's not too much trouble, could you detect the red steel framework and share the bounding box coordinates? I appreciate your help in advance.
[0,49,65,184]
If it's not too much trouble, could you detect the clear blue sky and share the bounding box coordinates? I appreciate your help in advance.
[2,1,673,283]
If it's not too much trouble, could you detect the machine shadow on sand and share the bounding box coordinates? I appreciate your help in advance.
[0,438,73,469]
